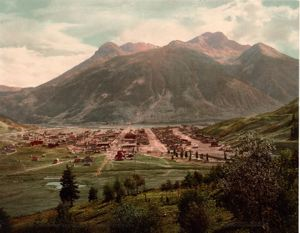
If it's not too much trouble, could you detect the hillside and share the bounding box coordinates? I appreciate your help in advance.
[0,32,298,124]
[0,115,28,133]
[201,99,299,147]
[11,188,232,233]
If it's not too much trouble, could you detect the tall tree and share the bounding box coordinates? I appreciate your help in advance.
[178,190,209,233]
[59,165,80,207]
[103,183,114,202]
[218,132,282,233]
[113,178,126,203]
[88,187,98,202]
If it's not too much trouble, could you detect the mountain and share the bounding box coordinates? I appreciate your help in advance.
[201,99,298,149]
[0,85,21,93]
[0,32,298,124]
[232,43,299,103]
[168,32,250,63]
[45,41,158,87]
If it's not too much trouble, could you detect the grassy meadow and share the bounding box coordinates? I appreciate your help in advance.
[0,146,209,217]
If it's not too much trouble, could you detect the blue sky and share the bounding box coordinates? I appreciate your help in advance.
[0,0,298,87]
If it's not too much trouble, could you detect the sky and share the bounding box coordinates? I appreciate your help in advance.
[0,0,299,87]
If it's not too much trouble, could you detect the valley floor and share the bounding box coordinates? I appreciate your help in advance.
[0,126,223,217]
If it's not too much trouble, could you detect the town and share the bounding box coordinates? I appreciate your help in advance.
[1,125,234,167]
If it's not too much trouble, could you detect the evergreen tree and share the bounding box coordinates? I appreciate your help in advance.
[59,165,80,207]
[103,183,114,202]
[55,203,72,224]
[113,178,126,203]
[88,187,98,202]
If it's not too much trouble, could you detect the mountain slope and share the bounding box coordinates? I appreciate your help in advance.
[232,43,299,103]
[168,32,250,63]
[0,46,280,124]
[0,32,298,124]
[44,42,158,87]
[201,99,298,145]
[0,115,28,133]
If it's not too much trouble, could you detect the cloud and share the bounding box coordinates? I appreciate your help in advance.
[0,16,95,55]
[0,0,298,87]
[112,0,298,58]
[0,47,93,87]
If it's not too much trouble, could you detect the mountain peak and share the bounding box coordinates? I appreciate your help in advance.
[120,42,158,53]
[94,42,122,58]
[244,43,288,59]
[188,31,228,44]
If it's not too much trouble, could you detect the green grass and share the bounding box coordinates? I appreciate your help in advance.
[12,188,233,233]
[0,151,208,217]
[202,99,299,147]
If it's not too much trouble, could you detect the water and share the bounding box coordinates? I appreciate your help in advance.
[46,182,86,190]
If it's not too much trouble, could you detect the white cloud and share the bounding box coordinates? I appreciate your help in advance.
[112,0,298,56]
[0,46,93,87]
[0,0,298,88]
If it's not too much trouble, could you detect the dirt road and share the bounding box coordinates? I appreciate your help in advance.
[144,128,168,154]
[96,127,131,176]
[172,128,224,158]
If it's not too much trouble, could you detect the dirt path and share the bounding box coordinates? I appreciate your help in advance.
[95,127,131,176]
[172,128,224,158]
[144,128,168,153]
[7,159,73,176]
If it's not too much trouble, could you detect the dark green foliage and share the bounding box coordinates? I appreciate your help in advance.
[103,183,115,202]
[124,176,137,195]
[290,113,298,140]
[160,179,173,191]
[113,178,126,203]
[181,172,194,188]
[132,174,145,193]
[103,174,146,203]
[218,132,295,233]
[275,149,298,233]
[55,203,72,224]
[193,171,203,185]
[0,208,11,233]
[59,165,80,206]
[173,180,180,190]
[181,171,203,188]
[88,187,98,202]
[203,165,225,185]
[110,203,161,233]
[178,190,209,233]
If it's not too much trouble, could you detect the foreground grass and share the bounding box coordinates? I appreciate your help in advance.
[0,153,209,217]
[12,187,233,233]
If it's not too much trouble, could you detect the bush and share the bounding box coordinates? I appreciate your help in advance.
[178,190,209,233]
[110,203,161,233]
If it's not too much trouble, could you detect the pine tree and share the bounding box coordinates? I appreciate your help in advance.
[59,165,80,207]
[88,187,98,202]
[113,178,126,203]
